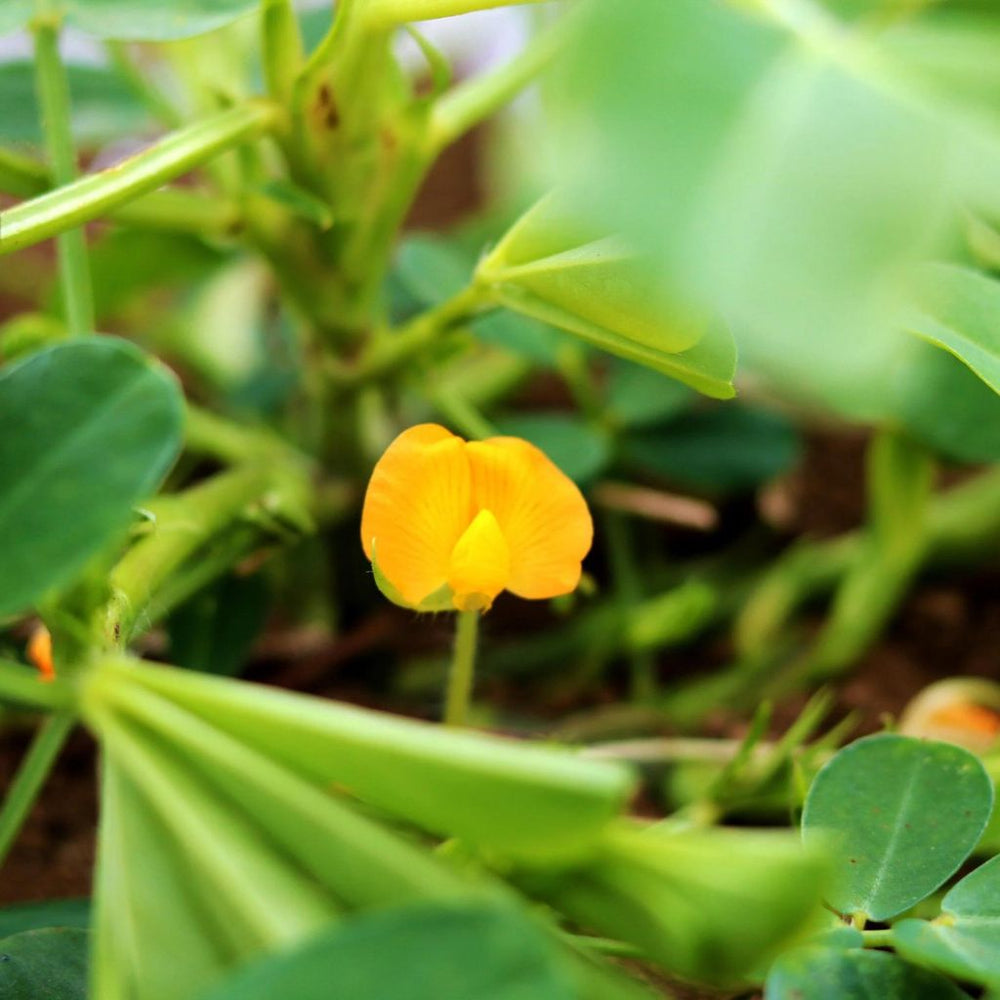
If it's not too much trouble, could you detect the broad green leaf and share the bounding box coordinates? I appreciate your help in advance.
[0,61,150,146]
[102,657,636,860]
[93,762,232,1000]
[765,946,969,1000]
[801,734,993,921]
[395,233,472,308]
[0,900,89,938]
[472,311,564,368]
[0,928,88,1000]
[477,199,736,398]
[0,338,184,617]
[621,406,801,494]
[904,263,1000,396]
[527,825,826,986]
[891,336,1000,462]
[198,903,577,1000]
[494,413,611,485]
[893,854,1000,987]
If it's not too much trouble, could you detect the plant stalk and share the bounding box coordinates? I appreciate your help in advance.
[444,610,480,727]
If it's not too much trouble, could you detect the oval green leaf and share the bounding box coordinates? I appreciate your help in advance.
[0,928,89,1000]
[802,733,994,921]
[0,901,89,938]
[198,903,576,1000]
[894,853,1000,987]
[0,338,183,616]
[765,946,969,1000]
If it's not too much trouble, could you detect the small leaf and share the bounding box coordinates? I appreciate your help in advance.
[477,199,736,398]
[395,234,472,308]
[764,946,969,1000]
[259,181,334,231]
[605,358,693,429]
[893,853,1000,988]
[905,262,1000,396]
[67,0,258,41]
[801,733,994,921]
[0,900,89,938]
[197,903,577,1000]
[0,928,89,1000]
[0,338,184,617]
[621,405,800,493]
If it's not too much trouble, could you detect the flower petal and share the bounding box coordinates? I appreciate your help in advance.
[466,437,592,600]
[361,424,473,607]
[447,509,511,612]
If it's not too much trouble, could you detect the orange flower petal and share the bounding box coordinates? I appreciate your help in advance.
[448,509,511,612]
[361,424,474,607]
[466,437,592,600]
[27,625,55,682]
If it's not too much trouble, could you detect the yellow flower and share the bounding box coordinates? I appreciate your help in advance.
[361,424,593,612]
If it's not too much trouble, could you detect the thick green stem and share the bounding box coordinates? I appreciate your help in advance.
[444,610,480,727]
[0,711,76,869]
[262,0,305,106]
[33,20,93,337]
[361,0,541,29]
[0,101,280,255]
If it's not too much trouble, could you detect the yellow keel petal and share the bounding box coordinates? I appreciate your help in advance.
[447,509,510,612]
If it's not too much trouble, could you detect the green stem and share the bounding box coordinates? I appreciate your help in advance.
[33,19,93,337]
[428,17,565,154]
[0,101,280,256]
[0,660,73,711]
[340,284,490,386]
[431,388,496,440]
[0,710,76,869]
[861,928,894,948]
[361,0,541,29]
[444,610,480,727]
[262,0,305,106]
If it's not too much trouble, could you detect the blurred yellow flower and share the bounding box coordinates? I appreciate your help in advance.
[361,424,593,612]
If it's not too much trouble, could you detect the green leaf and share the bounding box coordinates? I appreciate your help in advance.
[0,900,89,938]
[764,946,969,1000]
[904,263,1000,396]
[801,733,994,921]
[0,61,150,146]
[56,0,258,40]
[0,928,89,1000]
[477,199,736,398]
[198,903,577,1000]
[621,406,801,494]
[494,413,611,485]
[891,336,1000,462]
[395,234,473,308]
[893,854,1000,987]
[605,358,693,430]
[104,657,636,861]
[0,338,184,617]
[528,825,826,986]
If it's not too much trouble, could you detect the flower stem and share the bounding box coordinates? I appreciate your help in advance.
[33,18,93,337]
[444,609,480,727]
[0,710,76,868]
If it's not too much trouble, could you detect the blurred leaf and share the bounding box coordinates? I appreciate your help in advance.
[0,60,151,145]
[527,825,826,986]
[395,233,473,307]
[0,338,183,617]
[259,180,334,231]
[905,263,1000,396]
[472,311,564,368]
[765,946,968,1000]
[0,0,260,40]
[198,903,577,1000]
[621,406,801,494]
[0,928,88,1000]
[87,228,228,323]
[495,413,611,485]
[0,901,89,938]
[101,656,636,861]
[553,0,999,420]
[605,358,693,430]
[801,734,993,921]
[477,199,736,397]
[166,572,270,677]
[891,336,1000,462]
[894,854,1000,988]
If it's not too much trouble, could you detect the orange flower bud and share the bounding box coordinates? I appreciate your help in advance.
[27,625,55,682]
[361,424,593,612]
